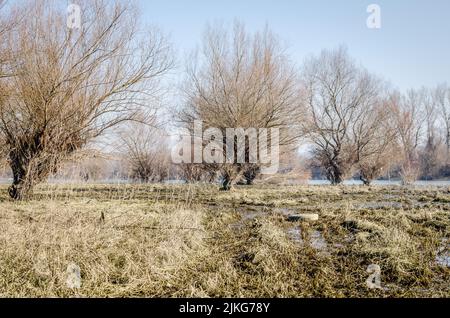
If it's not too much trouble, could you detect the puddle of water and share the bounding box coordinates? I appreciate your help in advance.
[234,207,329,252]
[383,194,399,200]
[358,198,431,210]
[436,254,450,267]
[242,212,264,221]
[308,180,450,186]
[235,207,299,222]
[230,207,272,231]
[229,222,245,231]
[436,239,450,267]
[287,227,302,244]
[310,230,327,250]
[333,243,345,249]
[235,207,270,221]
[355,201,402,210]
[287,227,328,252]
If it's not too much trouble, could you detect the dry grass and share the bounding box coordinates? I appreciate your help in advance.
[0,183,448,297]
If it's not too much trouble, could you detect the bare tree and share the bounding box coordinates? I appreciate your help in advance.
[242,164,260,185]
[434,84,450,161]
[0,0,14,78]
[120,124,170,183]
[0,0,173,199]
[177,163,216,183]
[301,46,384,185]
[418,87,444,179]
[389,90,425,185]
[177,22,302,190]
[260,151,311,185]
[63,151,110,182]
[0,0,15,159]
[353,98,399,185]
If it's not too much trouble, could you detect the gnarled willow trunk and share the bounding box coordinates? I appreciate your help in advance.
[220,173,232,191]
[359,175,371,186]
[324,163,344,185]
[219,165,244,191]
[8,151,33,201]
[7,148,63,200]
[359,166,376,186]
[243,165,260,185]
[359,164,384,186]
[9,178,37,201]
[316,150,351,186]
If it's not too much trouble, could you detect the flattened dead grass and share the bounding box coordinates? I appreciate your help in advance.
[0,184,448,297]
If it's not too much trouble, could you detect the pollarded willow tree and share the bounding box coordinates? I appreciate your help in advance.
[434,84,450,160]
[177,22,302,189]
[389,90,425,185]
[0,0,20,164]
[352,97,398,185]
[300,46,387,185]
[0,0,10,74]
[120,124,171,183]
[0,0,173,199]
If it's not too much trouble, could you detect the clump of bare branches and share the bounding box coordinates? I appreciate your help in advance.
[301,46,386,185]
[389,90,425,185]
[176,22,302,190]
[352,98,399,185]
[0,0,173,199]
[120,124,170,183]
[434,84,450,166]
[242,164,261,185]
[176,164,216,183]
[0,0,16,162]
[260,151,311,185]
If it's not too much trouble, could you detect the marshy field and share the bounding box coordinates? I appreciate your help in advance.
[0,183,448,298]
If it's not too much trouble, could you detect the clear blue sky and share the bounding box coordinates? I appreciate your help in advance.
[139,0,450,91]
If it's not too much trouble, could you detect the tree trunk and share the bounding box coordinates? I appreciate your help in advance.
[8,157,35,201]
[8,179,34,201]
[360,175,372,186]
[243,165,260,185]
[360,166,379,186]
[7,149,56,200]
[400,160,418,186]
[220,173,232,191]
[447,129,450,163]
[326,163,343,185]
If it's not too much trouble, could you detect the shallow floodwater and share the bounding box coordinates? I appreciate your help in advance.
[0,178,449,186]
[436,254,450,267]
[287,227,326,248]
[308,179,450,186]
[0,178,133,185]
[355,201,403,210]
[436,239,450,268]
